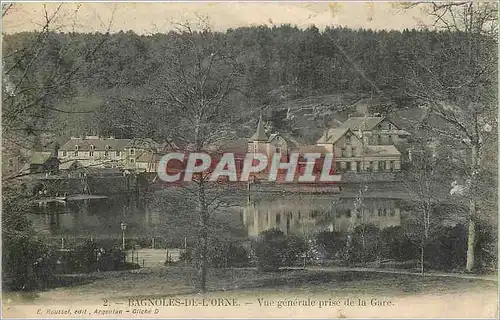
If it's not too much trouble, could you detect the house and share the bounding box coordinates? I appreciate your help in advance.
[338,116,410,146]
[247,117,289,158]
[19,151,59,175]
[316,127,401,173]
[58,136,159,170]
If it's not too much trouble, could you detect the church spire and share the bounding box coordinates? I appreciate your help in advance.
[250,115,268,141]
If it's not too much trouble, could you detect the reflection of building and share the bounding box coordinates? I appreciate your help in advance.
[243,195,401,237]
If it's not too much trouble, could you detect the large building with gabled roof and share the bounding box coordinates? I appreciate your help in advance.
[316,116,406,173]
[58,136,159,169]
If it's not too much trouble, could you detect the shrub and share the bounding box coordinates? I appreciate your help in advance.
[253,229,308,271]
[348,224,380,263]
[425,224,467,271]
[379,226,419,261]
[253,229,288,272]
[177,240,249,268]
[283,234,308,265]
[315,230,346,260]
[2,236,55,291]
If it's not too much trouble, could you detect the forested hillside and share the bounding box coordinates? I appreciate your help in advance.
[4,25,495,145]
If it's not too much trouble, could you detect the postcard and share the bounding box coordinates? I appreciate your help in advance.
[2,2,498,319]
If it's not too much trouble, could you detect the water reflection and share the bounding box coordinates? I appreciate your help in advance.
[28,192,403,245]
[243,195,402,237]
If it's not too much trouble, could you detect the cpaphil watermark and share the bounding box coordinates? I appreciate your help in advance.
[156,152,341,183]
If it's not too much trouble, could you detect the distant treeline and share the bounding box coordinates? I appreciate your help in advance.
[3,25,496,141]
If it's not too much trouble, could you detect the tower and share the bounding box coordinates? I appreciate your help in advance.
[248,116,268,154]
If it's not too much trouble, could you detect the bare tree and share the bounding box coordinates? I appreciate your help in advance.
[401,1,498,272]
[146,18,246,292]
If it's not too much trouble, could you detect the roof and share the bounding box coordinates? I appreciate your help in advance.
[249,117,268,141]
[339,117,387,131]
[293,145,329,154]
[59,159,83,170]
[135,151,163,163]
[30,152,53,165]
[316,128,349,144]
[59,138,131,151]
[365,145,401,157]
[268,133,280,142]
[124,138,160,151]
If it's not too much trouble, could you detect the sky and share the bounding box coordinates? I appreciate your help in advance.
[2,2,434,34]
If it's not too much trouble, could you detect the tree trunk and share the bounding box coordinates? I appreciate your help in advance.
[466,203,476,272]
[466,144,478,272]
[197,182,208,293]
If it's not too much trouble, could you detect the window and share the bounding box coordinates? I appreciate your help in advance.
[104,151,109,158]
[298,211,301,220]
[116,151,121,157]
[275,147,280,153]
[341,148,347,157]
[346,161,352,171]
[378,161,385,171]
[74,151,79,157]
[89,151,94,157]
[129,158,135,163]
[90,145,95,150]
[377,209,381,216]
[75,145,79,150]
[351,147,357,157]
[356,161,361,172]
[390,209,395,216]
[346,209,351,218]
[345,135,351,145]
[390,160,395,172]
[368,161,373,172]
[62,151,67,156]
[383,209,387,216]
[276,213,281,225]
[105,145,111,150]
[356,210,361,218]
[130,148,135,155]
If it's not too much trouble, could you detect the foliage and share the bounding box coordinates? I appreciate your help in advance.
[348,224,380,263]
[379,226,419,261]
[314,230,346,260]
[253,229,308,272]
[2,236,55,291]
[179,239,250,268]
[3,25,496,142]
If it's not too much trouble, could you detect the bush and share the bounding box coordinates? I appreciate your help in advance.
[253,229,288,272]
[2,236,55,291]
[379,226,419,261]
[315,231,346,260]
[253,229,308,272]
[425,224,468,271]
[348,224,380,263]
[177,240,250,268]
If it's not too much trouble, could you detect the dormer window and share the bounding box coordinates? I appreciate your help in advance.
[105,145,111,150]
[90,145,95,150]
[345,135,351,145]
[129,148,135,155]
[75,145,79,150]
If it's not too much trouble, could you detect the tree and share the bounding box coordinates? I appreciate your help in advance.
[2,4,116,289]
[145,18,247,292]
[402,146,452,273]
[401,1,498,271]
